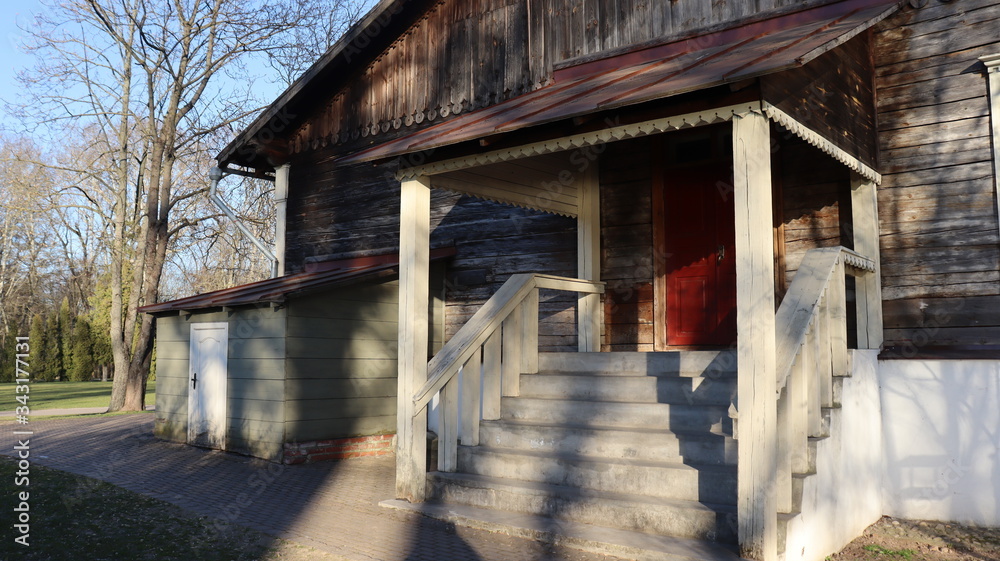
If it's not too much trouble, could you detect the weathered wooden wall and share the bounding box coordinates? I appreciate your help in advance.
[874,0,1000,351]
[286,159,578,352]
[776,133,851,286]
[287,0,837,157]
[762,32,879,168]
[601,137,654,351]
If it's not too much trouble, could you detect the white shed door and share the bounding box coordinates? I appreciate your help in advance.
[188,323,228,449]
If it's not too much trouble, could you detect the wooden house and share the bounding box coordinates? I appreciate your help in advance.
[147,1,1000,560]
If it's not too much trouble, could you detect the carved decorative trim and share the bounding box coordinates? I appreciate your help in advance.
[397,103,763,180]
[762,102,882,184]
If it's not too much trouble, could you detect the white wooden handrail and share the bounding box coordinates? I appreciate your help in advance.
[413,274,604,412]
[775,247,875,393]
[772,245,875,516]
[415,273,604,473]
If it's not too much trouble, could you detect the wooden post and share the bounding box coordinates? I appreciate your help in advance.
[521,288,539,374]
[789,343,811,474]
[502,306,522,396]
[396,176,431,502]
[733,111,778,561]
[439,379,459,472]
[829,260,849,378]
[851,174,883,349]
[460,351,482,446]
[578,162,601,352]
[980,54,1000,241]
[482,330,502,419]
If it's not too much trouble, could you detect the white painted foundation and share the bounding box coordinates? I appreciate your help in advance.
[783,350,884,561]
[878,359,1000,526]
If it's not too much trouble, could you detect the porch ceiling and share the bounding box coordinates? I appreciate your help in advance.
[338,0,901,168]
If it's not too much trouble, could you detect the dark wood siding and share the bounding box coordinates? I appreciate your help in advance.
[432,192,578,351]
[874,1,1000,351]
[600,137,654,351]
[775,133,851,286]
[286,0,839,157]
[762,32,879,168]
[286,158,577,351]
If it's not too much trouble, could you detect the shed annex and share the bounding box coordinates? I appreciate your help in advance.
[141,251,450,463]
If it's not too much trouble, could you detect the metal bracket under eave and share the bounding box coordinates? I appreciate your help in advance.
[762,102,882,185]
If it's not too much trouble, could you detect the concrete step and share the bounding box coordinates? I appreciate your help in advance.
[426,471,739,543]
[501,397,732,433]
[520,373,736,405]
[479,420,737,465]
[538,351,737,377]
[457,446,738,504]
[380,499,743,561]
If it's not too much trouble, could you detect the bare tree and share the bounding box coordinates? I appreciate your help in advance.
[17,0,370,411]
[0,136,63,334]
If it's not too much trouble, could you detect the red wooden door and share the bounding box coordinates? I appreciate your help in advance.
[663,164,737,347]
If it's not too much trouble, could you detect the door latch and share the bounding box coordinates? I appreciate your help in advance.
[717,244,726,264]
[191,372,198,390]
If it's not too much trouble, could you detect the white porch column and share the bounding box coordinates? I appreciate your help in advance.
[397,176,431,502]
[578,162,601,352]
[733,111,778,561]
[851,173,883,349]
[274,164,290,277]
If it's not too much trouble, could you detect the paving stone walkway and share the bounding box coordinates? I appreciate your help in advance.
[0,414,620,561]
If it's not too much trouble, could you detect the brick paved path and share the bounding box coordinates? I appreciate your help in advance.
[0,414,620,561]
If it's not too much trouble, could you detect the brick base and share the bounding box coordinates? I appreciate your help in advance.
[282,434,395,465]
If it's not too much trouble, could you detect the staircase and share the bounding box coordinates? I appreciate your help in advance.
[424,350,743,560]
[390,254,879,560]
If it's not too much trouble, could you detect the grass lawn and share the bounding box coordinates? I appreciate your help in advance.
[0,457,345,561]
[0,380,156,411]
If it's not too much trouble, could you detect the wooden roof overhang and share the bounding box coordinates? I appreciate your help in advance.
[216,0,437,172]
[336,0,896,216]
[140,248,456,316]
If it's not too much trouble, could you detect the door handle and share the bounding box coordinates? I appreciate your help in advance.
[717,245,725,264]
[191,372,198,390]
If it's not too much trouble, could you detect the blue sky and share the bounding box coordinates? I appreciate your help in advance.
[0,0,43,129]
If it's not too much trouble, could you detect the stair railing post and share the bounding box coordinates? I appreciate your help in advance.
[502,303,523,397]
[440,378,459,472]
[829,259,849,378]
[460,349,482,446]
[521,287,539,374]
[482,330,503,419]
[789,342,811,475]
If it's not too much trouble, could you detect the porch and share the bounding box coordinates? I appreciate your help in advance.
[384,102,884,560]
[337,3,892,559]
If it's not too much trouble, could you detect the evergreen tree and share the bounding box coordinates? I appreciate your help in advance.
[70,319,95,382]
[28,315,48,382]
[43,314,63,381]
[59,298,74,381]
[0,326,17,383]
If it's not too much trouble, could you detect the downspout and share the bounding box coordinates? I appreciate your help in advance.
[273,164,290,277]
[208,166,280,278]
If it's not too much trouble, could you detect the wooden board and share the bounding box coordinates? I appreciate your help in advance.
[873,2,1000,349]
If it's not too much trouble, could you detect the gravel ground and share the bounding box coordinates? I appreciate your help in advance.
[831,516,1000,561]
